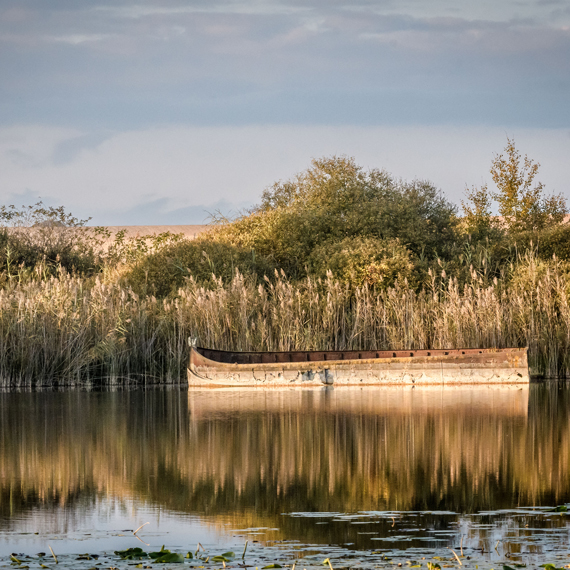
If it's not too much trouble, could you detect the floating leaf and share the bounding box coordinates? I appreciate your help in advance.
[222,551,235,559]
[149,546,170,559]
[552,506,568,512]
[187,552,194,559]
[262,565,282,569]
[212,556,230,562]
[115,547,148,560]
[154,552,185,564]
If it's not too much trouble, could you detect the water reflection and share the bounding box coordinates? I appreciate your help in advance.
[0,384,569,554]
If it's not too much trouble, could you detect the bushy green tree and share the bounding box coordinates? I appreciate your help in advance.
[463,138,567,234]
[213,156,458,277]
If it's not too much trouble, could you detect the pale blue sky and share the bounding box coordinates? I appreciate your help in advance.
[1,0,569,224]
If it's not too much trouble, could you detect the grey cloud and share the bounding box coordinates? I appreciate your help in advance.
[5,149,42,169]
[51,132,113,165]
[1,184,252,226]
[2,188,62,209]
[96,197,253,226]
[95,1,312,18]
[0,0,569,130]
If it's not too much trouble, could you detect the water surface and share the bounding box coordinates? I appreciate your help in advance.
[1,384,569,566]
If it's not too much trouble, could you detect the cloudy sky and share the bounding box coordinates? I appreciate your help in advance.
[1,0,569,225]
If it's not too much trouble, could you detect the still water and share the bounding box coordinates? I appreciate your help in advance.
[1,385,569,567]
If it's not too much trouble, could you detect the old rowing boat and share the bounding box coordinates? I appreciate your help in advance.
[187,344,529,387]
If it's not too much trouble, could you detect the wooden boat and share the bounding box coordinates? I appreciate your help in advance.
[187,343,529,387]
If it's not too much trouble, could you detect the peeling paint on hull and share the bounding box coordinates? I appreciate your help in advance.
[187,347,529,387]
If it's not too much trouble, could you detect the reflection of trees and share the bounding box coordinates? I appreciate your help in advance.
[0,388,187,522]
[1,386,570,540]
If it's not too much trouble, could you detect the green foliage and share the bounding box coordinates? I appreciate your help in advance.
[508,224,570,262]
[152,551,185,563]
[0,201,103,275]
[103,228,185,266]
[462,183,498,237]
[491,138,567,231]
[123,237,274,297]
[309,236,415,288]
[463,138,567,234]
[114,547,147,560]
[213,156,458,277]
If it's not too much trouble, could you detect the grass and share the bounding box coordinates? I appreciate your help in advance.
[0,249,569,386]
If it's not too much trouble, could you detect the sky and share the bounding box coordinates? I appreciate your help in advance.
[1,0,569,225]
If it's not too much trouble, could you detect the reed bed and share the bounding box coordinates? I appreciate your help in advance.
[1,253,569,386]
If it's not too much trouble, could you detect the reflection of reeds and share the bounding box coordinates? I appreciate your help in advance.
[1,387,569,529]
[1,252,570,385]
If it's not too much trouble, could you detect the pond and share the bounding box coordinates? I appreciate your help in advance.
[1,384,569,569]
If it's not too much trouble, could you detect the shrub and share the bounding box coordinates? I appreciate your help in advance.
[123,237,274,297]
[309,236,416,288]
[509,224,570,262]
[0,202,103,275]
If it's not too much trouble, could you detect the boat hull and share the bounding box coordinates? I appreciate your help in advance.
[188,347,529,387]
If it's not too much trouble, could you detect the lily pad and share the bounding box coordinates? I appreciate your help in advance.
[115,547,148,560]
[149,546,170,559]
[154,552,185,563]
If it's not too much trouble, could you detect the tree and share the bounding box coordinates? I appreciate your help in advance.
[462,184,495,236]
[491,138,568,231]
[216,156,458,277]
[491,138,567,231]
[463,138,567,234]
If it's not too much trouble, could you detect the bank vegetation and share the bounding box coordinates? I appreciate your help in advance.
[1,139,569,385]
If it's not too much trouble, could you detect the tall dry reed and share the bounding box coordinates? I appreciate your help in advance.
[1,252,569,386]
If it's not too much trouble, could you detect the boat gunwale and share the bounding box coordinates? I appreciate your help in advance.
[191,346,528,372]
